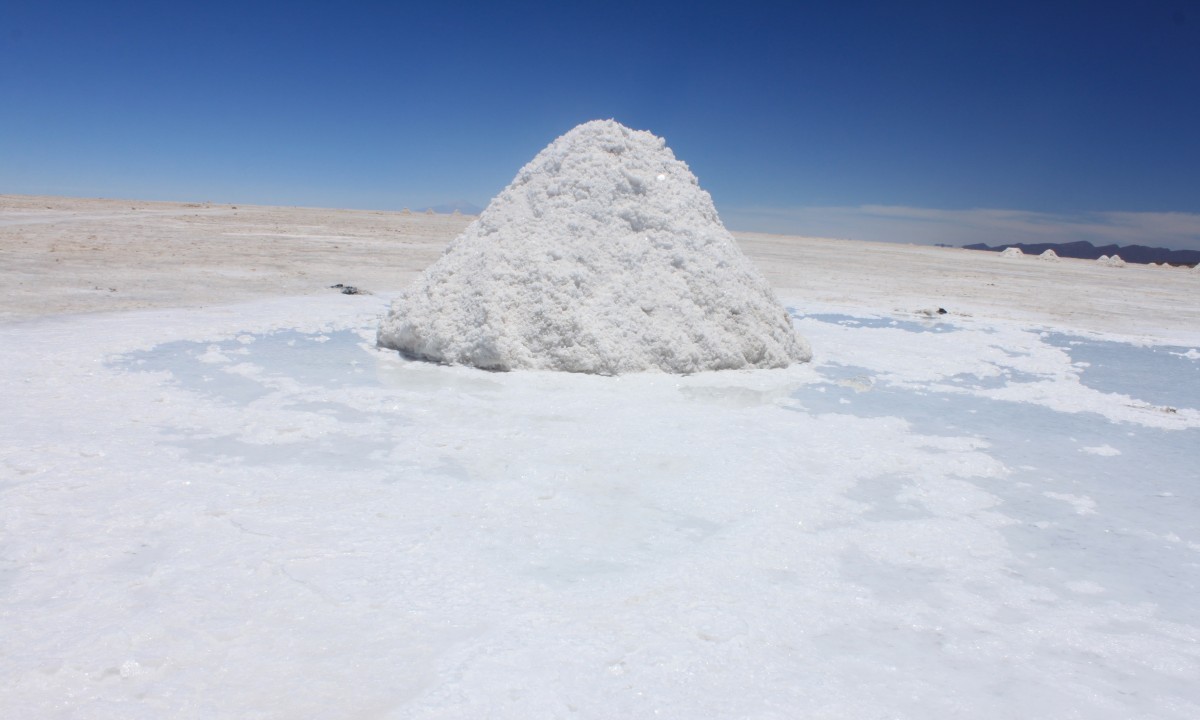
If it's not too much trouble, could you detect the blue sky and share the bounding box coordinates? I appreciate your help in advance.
[3,1,1199,249]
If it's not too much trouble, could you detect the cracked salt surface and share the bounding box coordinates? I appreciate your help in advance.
[3,298,1200,718]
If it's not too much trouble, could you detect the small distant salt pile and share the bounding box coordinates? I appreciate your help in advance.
[1097,254,1126,267]
[424,208,436,216]
[1039,249,1060,261]
[1000,247,1024,258]
[378,119,810,374]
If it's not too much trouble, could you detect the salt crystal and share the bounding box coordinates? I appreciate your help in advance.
[379,120,810,374]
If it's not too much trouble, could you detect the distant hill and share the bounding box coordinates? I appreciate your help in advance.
[963,240,1200,266]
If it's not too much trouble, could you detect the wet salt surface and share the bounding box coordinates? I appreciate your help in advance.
[1042,332,1200,410]
[793,311,960,334]
[5,299,1200,718]
[794,364,1198,624]
[116,329,376,396]
[112,315,1200,626]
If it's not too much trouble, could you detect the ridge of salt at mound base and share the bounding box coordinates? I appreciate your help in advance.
[378,120,811,374]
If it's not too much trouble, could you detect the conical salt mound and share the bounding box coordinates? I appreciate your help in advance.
[1000,246,1023,258]
[378,120,811,374]
[1039,249,1060,261]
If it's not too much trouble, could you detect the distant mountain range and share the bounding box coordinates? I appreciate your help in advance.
[963,240,1200,266]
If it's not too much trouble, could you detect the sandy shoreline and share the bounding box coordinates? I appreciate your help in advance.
[3,194,1197,343]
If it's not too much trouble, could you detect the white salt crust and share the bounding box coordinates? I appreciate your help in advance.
[378,120,811,374]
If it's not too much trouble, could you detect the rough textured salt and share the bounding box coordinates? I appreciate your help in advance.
[1000,246,1024,258]
[378,120,811,374]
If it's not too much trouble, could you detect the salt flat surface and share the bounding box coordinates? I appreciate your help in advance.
[5,195,1199,344]
[3,197,1200,717]
[0,195,472,320]
[3,291,1199,718]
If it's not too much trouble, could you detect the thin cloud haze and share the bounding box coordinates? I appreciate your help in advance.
[723,206,1200,252]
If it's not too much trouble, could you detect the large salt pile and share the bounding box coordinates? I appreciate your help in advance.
[378,120,811,374]
[1000,246,1024,258]
[1039,249,1060,261]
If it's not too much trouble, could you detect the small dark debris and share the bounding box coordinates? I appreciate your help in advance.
[330,283,360,295]
[937,308,947,315]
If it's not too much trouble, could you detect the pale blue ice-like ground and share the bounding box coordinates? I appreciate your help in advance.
[1,294,1198,719]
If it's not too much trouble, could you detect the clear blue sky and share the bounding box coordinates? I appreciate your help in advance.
[3,1,1199,248]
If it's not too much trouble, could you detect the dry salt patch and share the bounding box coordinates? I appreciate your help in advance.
[379,120,810,374]
[1043,491,1098,515]
[1065,580,1106,595]
[1000,246,1024,258]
